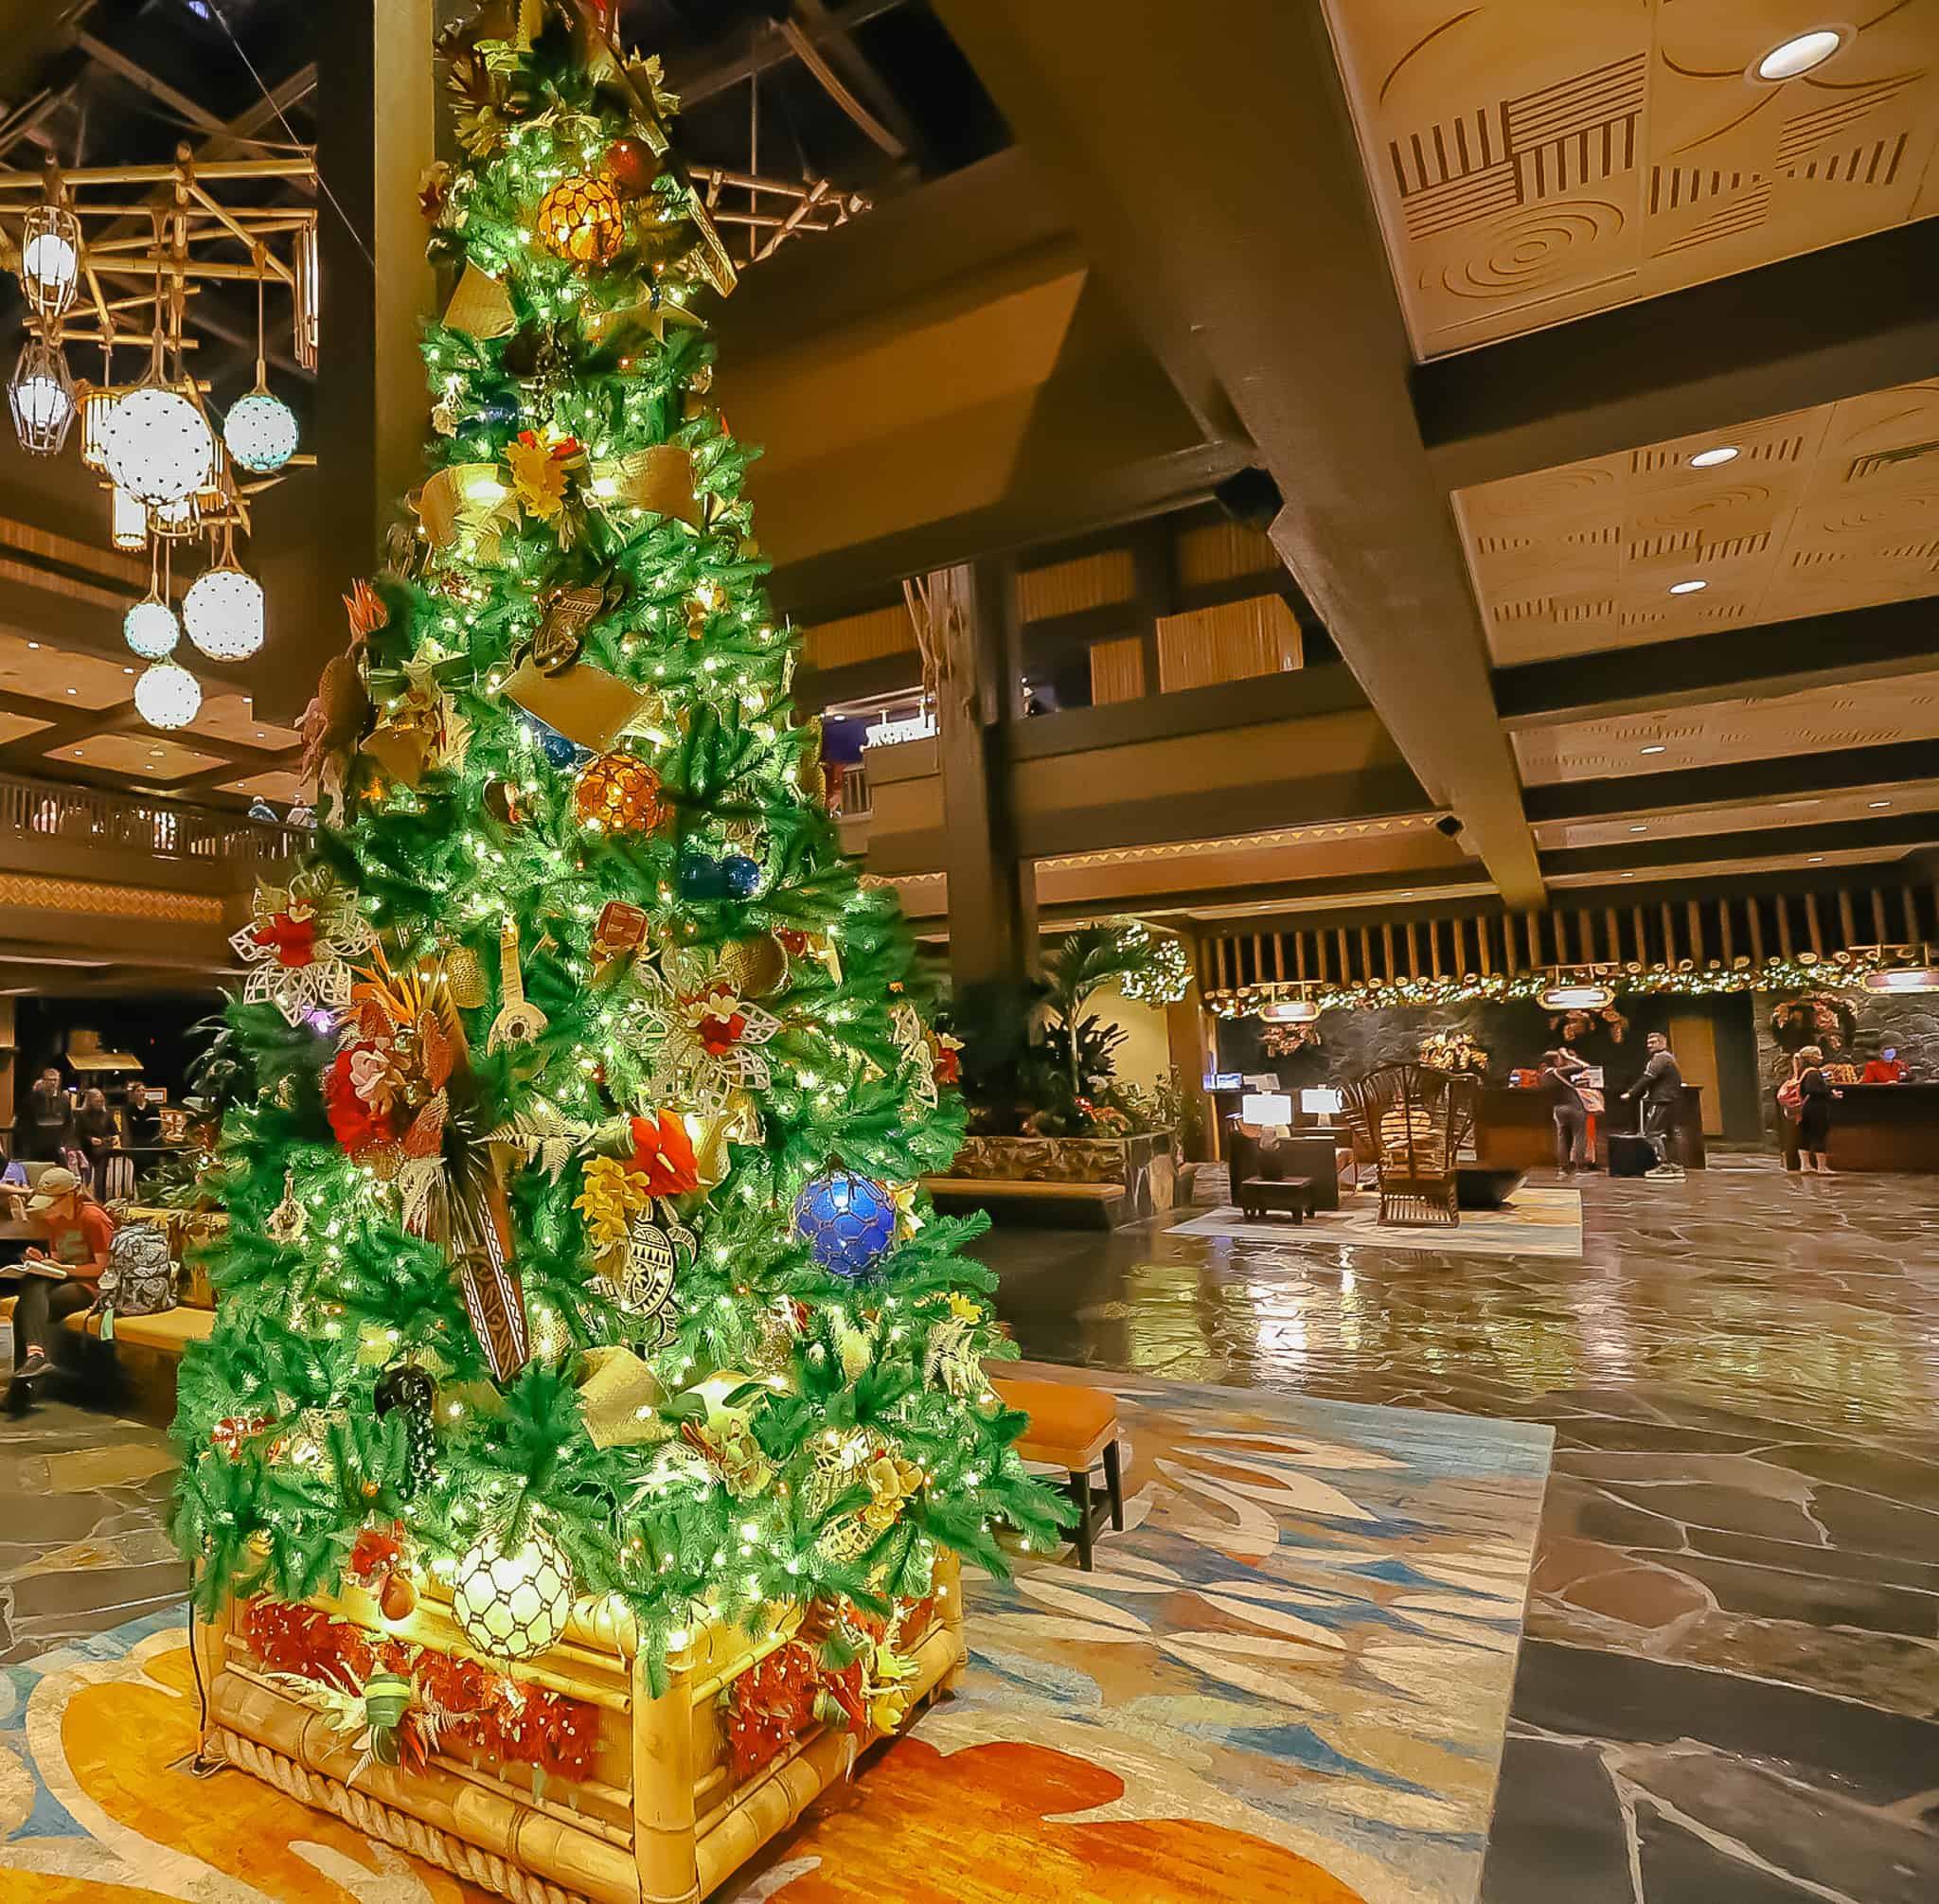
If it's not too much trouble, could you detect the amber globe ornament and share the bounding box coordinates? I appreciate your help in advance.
[602,138,655,200]
[573,751,665,832]
[537,174,626,266]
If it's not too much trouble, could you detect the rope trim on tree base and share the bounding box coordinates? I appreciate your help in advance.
[216,1727,595,1904]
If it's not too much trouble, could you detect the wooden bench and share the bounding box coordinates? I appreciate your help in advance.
[921,1176,1127,1230]
[1,1293,211,1422]
[987,1373,1124,1570]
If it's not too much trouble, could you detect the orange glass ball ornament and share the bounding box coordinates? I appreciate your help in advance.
[574,752,665,831]
[537,174,626,265]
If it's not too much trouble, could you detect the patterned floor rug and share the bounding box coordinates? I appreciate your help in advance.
[1169,1188,1584,1259]
[0,1365,1551,1904]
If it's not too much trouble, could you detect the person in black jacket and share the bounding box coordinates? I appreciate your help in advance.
[1622,1032,1685,1182]
[22,1067,72,1162]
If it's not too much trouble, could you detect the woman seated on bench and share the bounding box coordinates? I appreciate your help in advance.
[9,1166,115,1389]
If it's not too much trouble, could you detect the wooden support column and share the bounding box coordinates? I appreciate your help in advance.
[255,0,435,722]
[939,559,1036,988]
[1130,519,1174,697]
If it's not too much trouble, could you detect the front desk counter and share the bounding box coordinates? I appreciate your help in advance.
[1791,1082,1939,1173]
[1474,1083,1707,1170]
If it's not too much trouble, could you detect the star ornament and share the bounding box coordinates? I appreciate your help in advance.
[231,870,377,1026]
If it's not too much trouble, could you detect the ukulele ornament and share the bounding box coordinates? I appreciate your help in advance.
[486,917,549,1053]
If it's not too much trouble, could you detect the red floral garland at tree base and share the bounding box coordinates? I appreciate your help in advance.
[244,1599,598,1782]
[723,1591,939,1784]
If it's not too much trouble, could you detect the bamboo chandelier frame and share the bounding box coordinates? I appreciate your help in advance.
[1,146,318,543]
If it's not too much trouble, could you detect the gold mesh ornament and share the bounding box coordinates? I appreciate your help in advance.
[573,751,664,831]
[537,174,625,265]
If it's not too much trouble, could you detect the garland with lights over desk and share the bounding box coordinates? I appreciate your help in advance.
[1206,945,1939,1020]
[170,9,1064,1903]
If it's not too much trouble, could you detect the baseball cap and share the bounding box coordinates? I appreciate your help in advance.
[27,1166,81,1211]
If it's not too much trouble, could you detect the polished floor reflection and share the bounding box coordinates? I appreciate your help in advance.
[979,1160,1939,1904]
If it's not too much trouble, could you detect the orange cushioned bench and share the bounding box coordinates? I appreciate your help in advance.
[987,1373,1124,1570]
[68,1306,216,1353]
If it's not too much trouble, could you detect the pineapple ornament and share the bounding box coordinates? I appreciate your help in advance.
[374,1362,437,1500]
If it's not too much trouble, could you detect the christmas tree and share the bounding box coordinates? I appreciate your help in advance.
[172,0,1063,1695]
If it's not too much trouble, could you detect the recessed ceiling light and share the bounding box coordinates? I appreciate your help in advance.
[1755,28,1845,82]
[27,641,39,650]
[1668,578,1707,596]
[1621,872,1635,879]
[150,747,165,756]
[63,686,77,695]
[255,729,266,738]
[1629,825,1647,833]
[1807,854,1824,863]
[1689,445,1740,468]
[1640,744,1666,755]
[71,749,82,756]
[1869,799,1891,809]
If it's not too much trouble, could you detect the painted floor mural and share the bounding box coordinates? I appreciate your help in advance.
[0,1368,1551,1904]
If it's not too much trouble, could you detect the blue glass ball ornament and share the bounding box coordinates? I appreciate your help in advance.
[521,711,586,771]
[721,853,761,899]
[677,853,730,900]
[793,1169,897,1277]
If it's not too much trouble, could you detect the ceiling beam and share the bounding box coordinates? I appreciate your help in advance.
[1539,809,1939,879]
[72,28,225,134]
[667,0,911,109]
[1494,598,1939,730]
[1415,222,1939,494]
[1523,741,1939,824]
[930,0,1544,906]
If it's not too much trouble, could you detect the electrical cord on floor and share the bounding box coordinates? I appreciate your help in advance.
[180,1562,228,1778]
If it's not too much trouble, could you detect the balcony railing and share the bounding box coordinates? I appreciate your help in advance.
[0,771,304,876]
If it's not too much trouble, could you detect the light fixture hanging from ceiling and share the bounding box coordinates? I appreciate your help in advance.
[19,171,80,321]
[133,658,201,731]
[183,524,264,661]
[77,352,127,475]
[222,245,298,473]
[1258,994,1323,1025]
[9,328,77,455]
[109,484,149,552]
[100,213,214,507]
[124,542,181,659]
[1539,970,1616,1010]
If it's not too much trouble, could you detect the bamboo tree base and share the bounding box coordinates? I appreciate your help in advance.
[197,1553,965,1904]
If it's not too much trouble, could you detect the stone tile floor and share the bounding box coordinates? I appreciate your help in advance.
[978,1158,1939,1904]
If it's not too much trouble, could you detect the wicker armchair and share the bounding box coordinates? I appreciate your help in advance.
[1341,1063,1477,1226]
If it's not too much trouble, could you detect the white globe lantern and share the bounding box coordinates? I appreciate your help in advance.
[20,204,80,320]
[133,660,202,731]
[223,386,298,473]
[102,385,214,507]
[450,1527,574,1663]
[124,595,181,660]
[183,561,264,661]
[9,335,76,455]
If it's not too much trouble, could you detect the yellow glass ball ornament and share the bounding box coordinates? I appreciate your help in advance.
[537,174,626,266]
[450,1525,574,1662]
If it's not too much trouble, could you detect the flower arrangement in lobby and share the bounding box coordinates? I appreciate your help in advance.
[169,2,1062,1831]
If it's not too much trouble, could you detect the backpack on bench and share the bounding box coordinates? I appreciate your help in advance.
[96,1219,177,1340]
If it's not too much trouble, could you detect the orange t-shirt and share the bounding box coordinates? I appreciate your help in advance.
[43,1202,116,1285]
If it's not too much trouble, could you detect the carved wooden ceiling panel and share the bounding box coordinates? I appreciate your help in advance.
[1322,1,1939,357]
[1513,666,1939,782]
[1531,781,1939,847]
[1457,378,1939,665]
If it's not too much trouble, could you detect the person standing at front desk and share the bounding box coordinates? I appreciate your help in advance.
[1622,1032,1685,1182]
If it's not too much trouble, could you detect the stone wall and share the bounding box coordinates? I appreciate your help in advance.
[1751,988,1939,1138]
